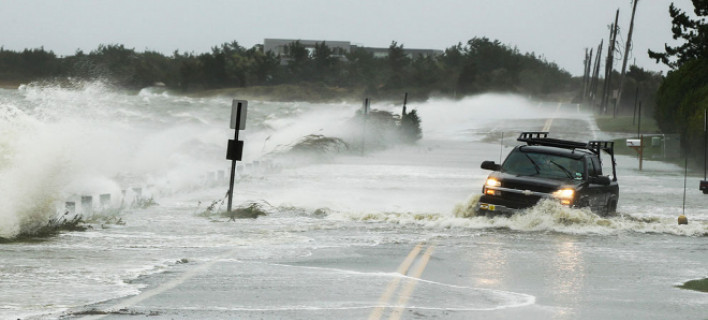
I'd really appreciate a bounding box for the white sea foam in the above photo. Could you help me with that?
[327,196,708,237]
[2,84,705,240]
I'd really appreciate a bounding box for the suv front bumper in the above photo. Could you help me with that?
[477,202,516,216]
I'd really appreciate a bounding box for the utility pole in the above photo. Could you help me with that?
[402,92,408,116]
[614,0,640,117]
[582,48,592,101]
[582,49,589,100]
[586,48,593,101]
[632,87,639,125]
[601,9,620,115]
[704,108,707,181]
[589,40,603,108]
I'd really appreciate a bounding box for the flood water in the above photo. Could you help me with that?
[0,82,706,319]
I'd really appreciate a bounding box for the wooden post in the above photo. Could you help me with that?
[632,87,639,125]
[582,48,590,101]
[615,0,640,117]
[702,108,708,193]
[601,9,620,115]
[703,109,708,180]
[637,102,642,139]
[639,134,643,171]
[590,40,604,107]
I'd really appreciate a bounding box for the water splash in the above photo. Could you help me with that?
[332,197,707,237]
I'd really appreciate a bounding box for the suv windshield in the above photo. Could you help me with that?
[502,150,585,180]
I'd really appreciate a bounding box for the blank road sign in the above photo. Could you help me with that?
[230,100,248,130]
[226,139,244,161]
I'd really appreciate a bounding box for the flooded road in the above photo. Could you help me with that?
[0,83,705,319]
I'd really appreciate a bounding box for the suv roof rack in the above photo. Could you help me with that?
[588,140,615,156]
[518,132,588,150]
[517,132,617,181]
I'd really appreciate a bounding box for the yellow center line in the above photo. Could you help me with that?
[368,243,423,320]
[542,118,553,132]
[388,245,435,320]
[542,103,563,132]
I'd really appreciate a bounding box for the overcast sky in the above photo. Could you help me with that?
[0,0,696,76]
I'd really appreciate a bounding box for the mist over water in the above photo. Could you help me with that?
[0,82,706,240]
[1,82,707,319]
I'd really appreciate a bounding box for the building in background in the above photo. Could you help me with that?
[263,38,442,63]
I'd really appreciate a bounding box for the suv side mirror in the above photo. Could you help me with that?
[481,160,501,171]
[589,175,611,186]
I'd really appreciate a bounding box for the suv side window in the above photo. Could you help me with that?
[589,156,602,176]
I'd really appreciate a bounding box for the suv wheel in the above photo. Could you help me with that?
[606,199,617,215]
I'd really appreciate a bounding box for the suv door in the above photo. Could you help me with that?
[585,155,611,212]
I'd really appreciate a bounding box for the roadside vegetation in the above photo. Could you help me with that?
[590,1,707,164]
[594,115,660,134]
[647,0,708,163]
[677,278,708,293]
[0,38,576,101]
[0,214,85,243]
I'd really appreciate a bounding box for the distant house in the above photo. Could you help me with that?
[263,38,442,62]
[264,39,351,64]
[352,46,442,59]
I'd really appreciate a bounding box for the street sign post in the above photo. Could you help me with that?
[701,108,707,194]
[227,99,247,212]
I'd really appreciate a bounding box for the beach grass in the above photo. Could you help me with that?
[594,115,660,134]
[677,278,708,293]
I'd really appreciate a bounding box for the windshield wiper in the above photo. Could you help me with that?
[550,160,574,179]
[523,153,541,175]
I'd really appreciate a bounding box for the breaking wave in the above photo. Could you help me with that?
[0,81,227,238]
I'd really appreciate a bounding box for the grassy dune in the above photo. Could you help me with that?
[594,115,660,134]
[677,278,708,293]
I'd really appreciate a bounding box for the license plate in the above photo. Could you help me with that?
[488,205,496,211]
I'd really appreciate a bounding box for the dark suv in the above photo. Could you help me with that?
[477,132,619,216]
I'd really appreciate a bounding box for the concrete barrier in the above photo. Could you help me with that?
[81,196,93,215]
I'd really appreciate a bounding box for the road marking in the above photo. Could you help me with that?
[368,243,423,320]
[542,103,563,132]
[369,243,435,320]
[388,245,435,320]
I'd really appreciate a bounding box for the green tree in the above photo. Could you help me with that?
[285,40,310,81]
[616,66,662,116]
[399,109,422,143]
[648,0,708,69]
[249,48,280,85]
[84,44,144,87]
[410,55,442,88]
[131,50,176,88]
[199,47,228,88]
[219,41,248,87]
[0,38,575,99]
[386,41,410,89]
[654,59,708,144]
[343,47,381,88]
[312,41,338,83]
[175,51,202,91]
[650,0,708,158]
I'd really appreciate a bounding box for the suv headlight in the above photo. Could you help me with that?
[552,188,575,205]
[484,178,501,196]
[485,178,501,188]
